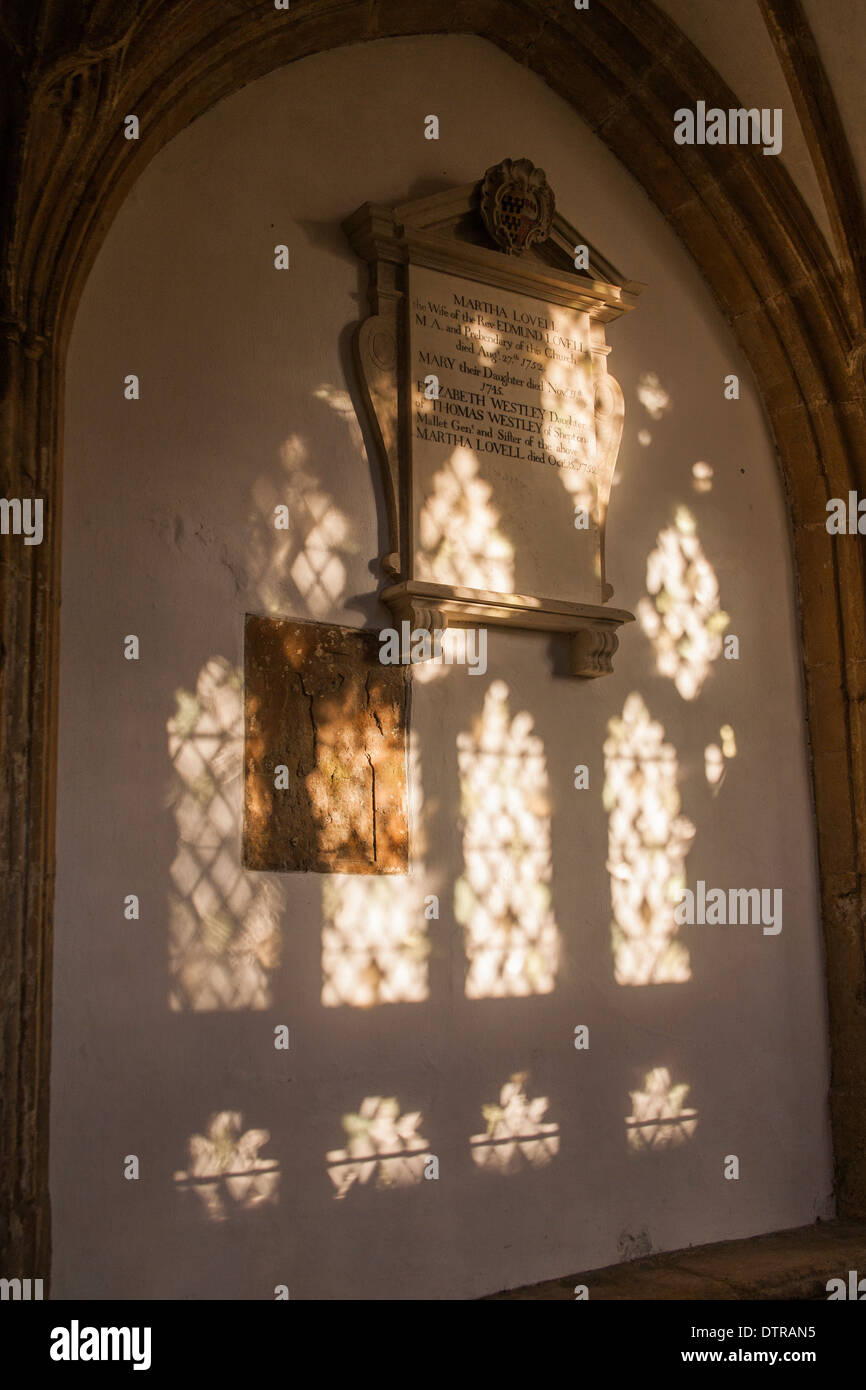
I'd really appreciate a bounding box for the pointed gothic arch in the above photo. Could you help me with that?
[2,0,864,1277]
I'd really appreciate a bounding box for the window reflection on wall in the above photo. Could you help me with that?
[321,875,431,1007]
[326,1097,430,1199]
[249,432,356,617]
[637,506,729,700]
[705,723,737,794]
[604,693,694,985]
[455,680,560,998]
[167,657,283,1010]
[416,446,515,590]
[321,734,436,1006]
[470,1073,560,1173]
[625,1068,698,1151]
[173,1110,279,1221]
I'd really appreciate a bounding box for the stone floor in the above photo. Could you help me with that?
[486,1221,866,1299]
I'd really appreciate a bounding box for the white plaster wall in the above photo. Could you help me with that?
[53,34,832,1300]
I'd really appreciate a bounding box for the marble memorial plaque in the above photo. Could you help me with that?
[410,264,600,605]
[344,158,643,676]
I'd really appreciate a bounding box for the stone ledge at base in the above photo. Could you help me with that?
[381,579,633,677]
[483,1221,866,1300]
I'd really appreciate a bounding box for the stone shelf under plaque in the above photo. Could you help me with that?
[380,578,633,678]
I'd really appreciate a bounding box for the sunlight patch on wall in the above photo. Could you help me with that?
[313,382,366,451]
[470,1073,560,1174]
[326,1097,430,1199]
[544,352,598,518]
[249,433,356,616]
[705,723,737,794]
[455,680,559,998]
[637,506,729,700]
[692,460,713,494]
[173,1111,279,1221]
[167,657,283,1010]
[321,876,431,1006]
[604,693,694,986]
[636,370,672,421]
[410,626,482,684]
[416,446,514,590]
[625,1068,698,1151]
[321,728,435,1005]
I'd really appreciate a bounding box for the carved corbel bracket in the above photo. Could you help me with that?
[570,623,621,678]
[380,585,450,636]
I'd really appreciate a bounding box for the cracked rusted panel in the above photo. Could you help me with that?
[243,615,407,874]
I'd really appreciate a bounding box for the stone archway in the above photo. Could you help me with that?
[2,0,864,1278]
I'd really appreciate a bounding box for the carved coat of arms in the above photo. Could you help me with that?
[480,157,555,255]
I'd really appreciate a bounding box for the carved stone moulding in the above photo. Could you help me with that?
[480,156,556,254]
[381,579,632,678]
[345,158,643,677]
